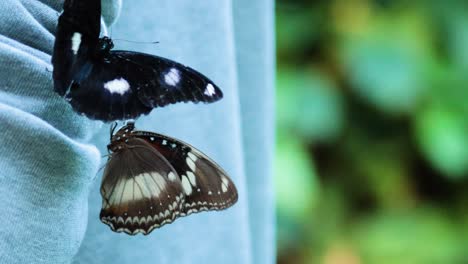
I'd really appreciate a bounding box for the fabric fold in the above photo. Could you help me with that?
[0,103,101,263]
[0,0,121,263]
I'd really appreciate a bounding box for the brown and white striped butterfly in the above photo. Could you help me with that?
[100,122,238,235]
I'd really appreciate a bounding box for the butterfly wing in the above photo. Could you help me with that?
[52,0,101,96]
[53,1,223,122]
[64,51,223,121]
[132,131,238,216]
[64,55,153,121]
[111,51,224,107]
[100,138,186,235]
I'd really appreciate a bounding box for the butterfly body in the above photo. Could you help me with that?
[53,0,223,121]
[101,123,238,235]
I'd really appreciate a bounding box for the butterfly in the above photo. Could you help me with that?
[52,0,223,121]
[100,122,238,235]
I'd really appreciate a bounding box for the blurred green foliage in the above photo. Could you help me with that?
[275,1,468,263]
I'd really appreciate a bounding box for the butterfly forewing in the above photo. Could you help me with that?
[100,138,185,235]
[133,131,238,216]
[110,51,224,108]
[52,0,100,96]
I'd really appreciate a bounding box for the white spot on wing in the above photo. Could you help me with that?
[222,176,229,186]
[221,176,229,193]
[204,83,216,96]
[181,175,192,195]
[186,157,196,172]
[71,32,82,55]
[168,172,177,181]
[164,68,181,86]
[187,171,196,186]
[187,152,197,161]
[221,184,228,193]
[104,78,131,95]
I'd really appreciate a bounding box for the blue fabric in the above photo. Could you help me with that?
[0,0,275,263]
[233,1,276,263]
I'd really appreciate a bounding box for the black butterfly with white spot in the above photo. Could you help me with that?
[52,0,223,121]
[100,122,238,235]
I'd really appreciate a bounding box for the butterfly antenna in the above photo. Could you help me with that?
[113,39,159,45]
[96,163,107,175]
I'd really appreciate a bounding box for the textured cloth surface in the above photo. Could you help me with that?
[0,0,274,263]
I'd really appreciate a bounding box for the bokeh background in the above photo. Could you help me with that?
[275,1,468,263]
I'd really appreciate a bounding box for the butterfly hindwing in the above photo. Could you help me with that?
[100,138,185,235]
[133,131,238,215]
[65,56,153,121]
